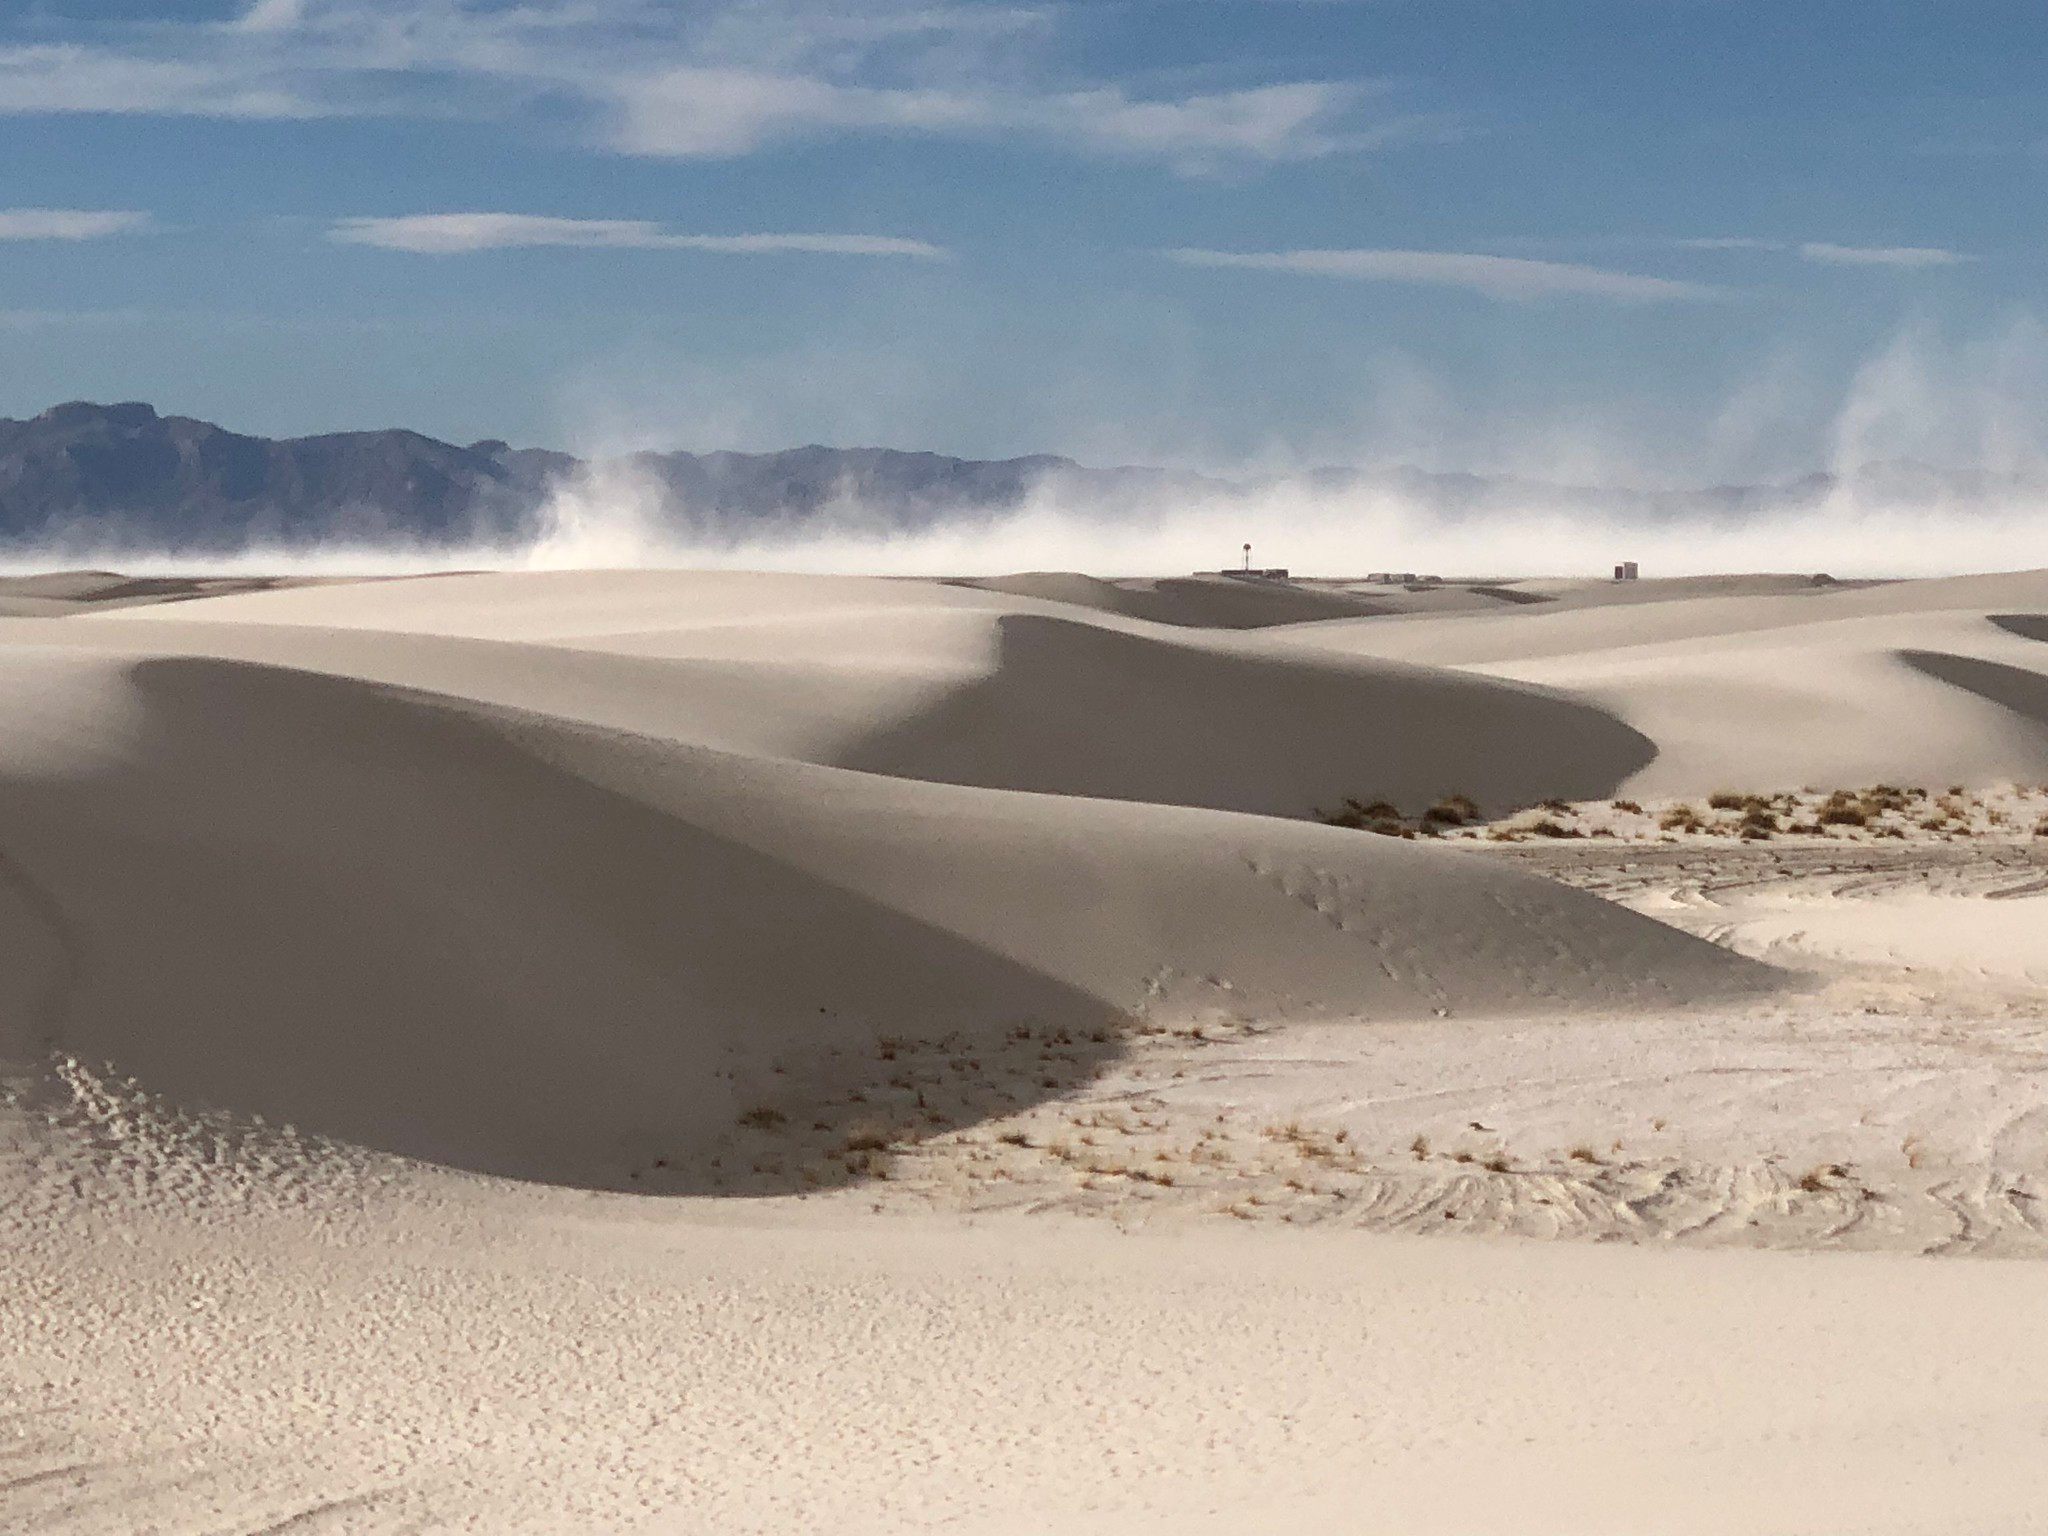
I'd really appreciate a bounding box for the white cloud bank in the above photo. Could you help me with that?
[1165,247,1715,302]
[330,213,945,258]
[0,208,151,240]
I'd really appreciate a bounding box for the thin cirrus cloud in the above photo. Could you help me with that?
[0,207,151,240]
[1675,236,1972,267]
[329,213,947,258]
[1164,247,1717,302]
[609,69,1425,167]
[1796,242,1972,268]
[0,2,1441,173]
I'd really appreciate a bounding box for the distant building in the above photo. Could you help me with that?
[1614,561,1640,581]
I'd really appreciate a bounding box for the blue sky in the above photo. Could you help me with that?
[2,1,2044,475]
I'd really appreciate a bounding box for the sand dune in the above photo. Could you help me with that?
[0,636,1765,1191]
[1273,574,2048,794]
[12,563,2048,1533]
[58,569,1660,815]
[954,570,1391,627]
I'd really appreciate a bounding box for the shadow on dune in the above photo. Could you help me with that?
[951,573,1392,629]
[1987,614,2048,645]
[0,657,1123,1195]
[1899,648,2048,741]
[838,613,1658,818]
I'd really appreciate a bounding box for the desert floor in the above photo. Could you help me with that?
[7,565,2048,1532]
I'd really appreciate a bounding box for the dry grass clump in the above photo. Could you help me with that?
[737,1105,787,1130]
[1659,803,1703,832]
[1817,791,1867,827]
[1421,793,1481,829]
[1610,799,1643,815]
[842,1122,894,1153]
[1527,818,1580,839]
[1707,790,1750,811]
[1797,1162,1850,1194]
[2033,817,2048,839]
[1316,797,1411,837]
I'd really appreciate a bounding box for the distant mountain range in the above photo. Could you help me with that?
[0,400,2034,552]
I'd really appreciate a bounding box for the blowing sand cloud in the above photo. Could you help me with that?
[1165,247,1716,302]
[330,213,946,258]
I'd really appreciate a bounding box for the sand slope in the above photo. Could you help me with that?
[1274,572,2048,794]
[0,638,1765,1190]
[7,564,2048,1535]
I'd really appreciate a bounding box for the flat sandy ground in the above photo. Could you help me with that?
[8,566,2048,1532]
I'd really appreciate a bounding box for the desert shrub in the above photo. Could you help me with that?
[1422,793,1481,827]
[1818,803,1866,827]
[1539,797,1572,813]
[1707,791,1749,811]
[1528,819,1579,839]
[2033,817,2048,839]
[1316,797,1405,834]
[1610,799,1643,814]
[738,1106,786,1129]
[1659,804,1702,831]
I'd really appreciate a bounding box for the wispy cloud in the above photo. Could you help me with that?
[0,1,1439,172]
[1164,247,1716,302]
[1797,242,1973,268]
[1670,236,1782,251]
[0,44,317,119]
[0,208,151,240]
[330,212,945,257]
[1674,236,1972,268]
[609,71,1393,166]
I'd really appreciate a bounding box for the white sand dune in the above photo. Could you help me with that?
[954,569,1392,627]
[0,629,1765,1191]
[55,569,1663,813]
[1274,570,2048,793]
[10,564,2048,1532]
